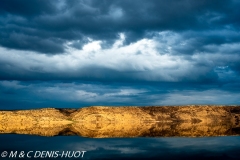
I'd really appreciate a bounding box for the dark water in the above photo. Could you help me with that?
[0,135,240,160]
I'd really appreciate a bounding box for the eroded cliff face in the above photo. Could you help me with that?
[0,108,73,136]
[0,105,240,138]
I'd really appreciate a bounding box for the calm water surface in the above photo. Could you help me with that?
[0,134,240,160]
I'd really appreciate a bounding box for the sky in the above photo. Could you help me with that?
[0,0,240,109]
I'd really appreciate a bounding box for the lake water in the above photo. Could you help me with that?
[1,134,240,160]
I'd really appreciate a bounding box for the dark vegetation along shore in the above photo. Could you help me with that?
[0,105,240,138]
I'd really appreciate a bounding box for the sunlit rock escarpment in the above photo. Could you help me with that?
[0,105,240,138]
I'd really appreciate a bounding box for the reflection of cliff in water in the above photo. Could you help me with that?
[0,105,240,138]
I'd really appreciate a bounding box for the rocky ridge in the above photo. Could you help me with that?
[0,105,240,138]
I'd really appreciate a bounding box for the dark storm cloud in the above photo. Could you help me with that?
[0,0,239,53]
[0,0,56,17]
[0,31,64,53]
[170,30,240,55]
[0,57,220,83]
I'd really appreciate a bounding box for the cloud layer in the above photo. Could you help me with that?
[0,0,240,108]
[0,0,240,53]
[0,31,240,83]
